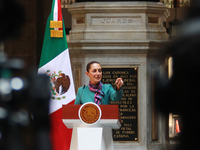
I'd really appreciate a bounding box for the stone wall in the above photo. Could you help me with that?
[68,2,170,150]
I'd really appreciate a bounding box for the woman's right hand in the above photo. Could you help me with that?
[115,78,123,91]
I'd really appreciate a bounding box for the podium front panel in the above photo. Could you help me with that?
[62,104,121,128]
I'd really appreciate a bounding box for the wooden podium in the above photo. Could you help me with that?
[62,103,121,150]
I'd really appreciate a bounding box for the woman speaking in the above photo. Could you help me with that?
[74,61,123,105]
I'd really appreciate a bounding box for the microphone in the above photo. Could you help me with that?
[79,85,85,104]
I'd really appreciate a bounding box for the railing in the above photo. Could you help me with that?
[160,0,191,8]
[61,0,75,8]
[61,0,191,9]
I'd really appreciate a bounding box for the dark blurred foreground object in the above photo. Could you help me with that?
[0,53,51,150]
[155,0,200,150]
[0,0,25,41]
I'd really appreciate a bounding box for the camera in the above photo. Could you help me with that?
[0,52,51,150]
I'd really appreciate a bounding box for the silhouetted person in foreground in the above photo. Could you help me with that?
[0,1,51,150]
[155,0,200,150]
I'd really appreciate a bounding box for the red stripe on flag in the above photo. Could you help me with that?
[57,0,62,21]
[57,0,63,30]
[50,100,75,150]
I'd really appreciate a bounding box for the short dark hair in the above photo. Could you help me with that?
[86,61,101,72]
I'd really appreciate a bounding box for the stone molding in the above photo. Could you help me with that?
[68,2,170,41]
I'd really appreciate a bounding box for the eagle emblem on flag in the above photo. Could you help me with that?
[46,70,70,100]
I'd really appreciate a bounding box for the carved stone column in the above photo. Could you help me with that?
[68,2,170,150]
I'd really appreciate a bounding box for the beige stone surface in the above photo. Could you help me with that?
[68,2,170,41]
[68,2,170,150]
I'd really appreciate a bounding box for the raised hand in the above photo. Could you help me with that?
[115,78,123,91]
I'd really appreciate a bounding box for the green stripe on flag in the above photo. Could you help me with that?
[39,16,68,68]
[50,0,55,20]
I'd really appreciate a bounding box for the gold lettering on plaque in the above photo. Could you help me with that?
[110,101,133,105]
[120,75,129,78]
[102,67,137,142]
[120,109,136,112]
[112,71,128,74]
[114,135,129,138]
[130,75,137,78]
[102,75,111,78]
[122,131,135,134]
[103,71,110,74]
[123,86,136,90]
[121,98,126,101]
[124,79,136,82]
[128,97,132,100]
[121,127,125,130]
[131,90,136,93]
[113,75,118,78]
[124,123,132,126]
[116,131,120,134]
[120,105,128,108]
[123,90,129,93]
[121,116,136,119]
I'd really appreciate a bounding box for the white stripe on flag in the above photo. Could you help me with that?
[53,0,58,30]
[38,49,76,114]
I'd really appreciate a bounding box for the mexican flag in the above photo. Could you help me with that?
[38,0,76,150]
